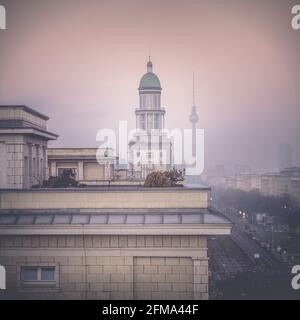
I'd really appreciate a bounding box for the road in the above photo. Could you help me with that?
[208,236,250,280]
[209,200,279,271]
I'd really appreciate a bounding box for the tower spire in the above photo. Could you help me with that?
[190,72,199,157]
[147,56,153,73]
[192,71,195,106]
[189,72,199,125]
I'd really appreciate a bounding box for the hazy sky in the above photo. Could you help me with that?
[0,0,299,172]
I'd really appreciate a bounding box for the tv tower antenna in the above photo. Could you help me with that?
[189,72,199,157]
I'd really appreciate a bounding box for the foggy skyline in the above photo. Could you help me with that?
[0,0,299,172]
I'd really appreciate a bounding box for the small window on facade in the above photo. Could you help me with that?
[22,268,38,281]
[20,266,56,287]
[154,95,160,109]
[154,113,160,129]
[140,114,146,130]
[147,114,153,129]
[41,268,55,281]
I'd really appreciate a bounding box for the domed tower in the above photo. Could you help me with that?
[135,57,165,132]
[129,58,172,179]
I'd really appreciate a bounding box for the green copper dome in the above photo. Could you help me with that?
[139,58,162,90]
[139,72,161,90]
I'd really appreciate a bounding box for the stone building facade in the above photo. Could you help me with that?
[0,187,231,300]
[48,148,115,184]
[0,105,58,188]
[0,235,209,300]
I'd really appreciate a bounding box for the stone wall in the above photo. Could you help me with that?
[0,235,208,300]
[0,188,208,209]
[133,257,194,300]
[0,107,47,130]
[0,135,48,189]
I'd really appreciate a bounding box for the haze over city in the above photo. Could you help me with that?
[0,0,299,172]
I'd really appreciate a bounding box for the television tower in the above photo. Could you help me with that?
[189,73,199,157]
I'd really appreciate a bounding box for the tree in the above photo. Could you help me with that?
[144,169,184,187]
[34,169,79,188]
[163,169,184,186]
[214,187,300,227]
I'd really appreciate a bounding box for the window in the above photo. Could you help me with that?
[21,266,55,283]
[57,168,77,178]
[154,95,160,109]
[18,264,59,291]
[154,114,160,129]
[140,114,146,130]
[145,95,151,108]
[41,268,55,281]
[22,267,38,281]
[147,114,153,130]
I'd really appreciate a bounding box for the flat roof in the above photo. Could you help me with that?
[0,127,58,140]
[0,208,230,226]
[0,105,50,120]
[0,208,231,236]
[48,147,114,150]
[0,185,211,192]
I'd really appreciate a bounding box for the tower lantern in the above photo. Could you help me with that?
[136,58,165,132]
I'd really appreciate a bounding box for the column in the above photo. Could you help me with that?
[43,146,47,180]
[5,143,15,188]
[28,143,33,186]
[50,161,57,177]
[78,161,84,181]
[0,142,7,188]
[104,162,111,180]
[36,145,40,182]
[193,257,209,300]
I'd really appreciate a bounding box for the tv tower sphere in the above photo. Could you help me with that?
[189,106,199,124]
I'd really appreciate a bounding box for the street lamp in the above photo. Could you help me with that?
[254,253,260,259]
[276,245,281,253]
